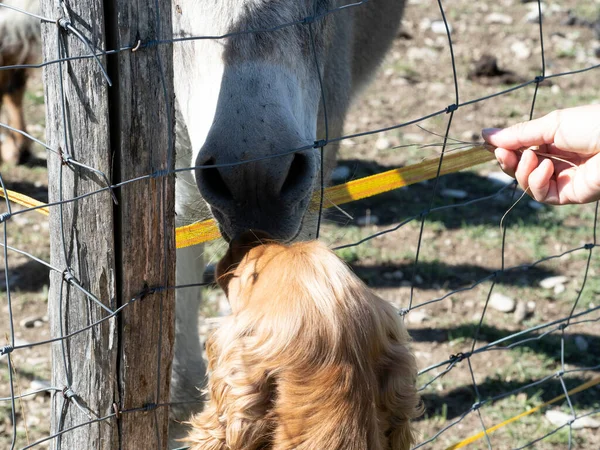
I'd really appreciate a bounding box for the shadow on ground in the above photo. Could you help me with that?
[328,159,548,229]
[351,261,558,289]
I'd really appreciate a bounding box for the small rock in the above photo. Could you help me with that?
[514,301,529,324]
[553,283,566,295]
[431,21,452,35]
[19,317,46,329]
[485,13,513,25]
[407,47,438,61]
[527,301,536,312]
[26,415,41,428]
[383,270,404,281]
[331,165,351,182]
[460,130,479,142]
[540,276,568,289]
[487,171,516,187]
[545,410,600,429]
[357,215,379,226]
[414,274,424,284]
[29,379,52,397]
[574,335,589,352]
[525,10,542,23]
[440,188,468,199]
[489,293,516,313]
[375,136,390,150]
[407,310,429,324]
[511,41,532,60]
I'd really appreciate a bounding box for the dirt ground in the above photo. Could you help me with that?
[1,0,600,449]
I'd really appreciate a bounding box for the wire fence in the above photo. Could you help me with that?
[0,0,599,449]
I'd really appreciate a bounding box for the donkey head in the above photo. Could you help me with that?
[174,1,339,242]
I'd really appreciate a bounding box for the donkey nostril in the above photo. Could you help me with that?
[200,158,233,201]
[281,153,311,197]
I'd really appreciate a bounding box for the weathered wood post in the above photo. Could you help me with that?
[41,0,175,448]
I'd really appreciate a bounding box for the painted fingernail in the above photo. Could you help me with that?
[482,128,502,139]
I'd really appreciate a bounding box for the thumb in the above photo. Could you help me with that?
[482,111,560,150]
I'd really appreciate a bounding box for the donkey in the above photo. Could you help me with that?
[170,0,406,444]
[0,0,40,164]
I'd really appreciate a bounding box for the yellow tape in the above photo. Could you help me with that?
[446,375,600,449]
[177,145,494,248]
[0,188,49,215]
[1,145,494,247]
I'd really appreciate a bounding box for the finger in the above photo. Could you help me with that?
[494,147,519,178]
[514,149,538,192]
[528,158,556,203]
[482,110,560,150]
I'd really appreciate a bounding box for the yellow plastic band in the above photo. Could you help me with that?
[446,375,600,449]
[0,188,49,216]
[1,145,494,248]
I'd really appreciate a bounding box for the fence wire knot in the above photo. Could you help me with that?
[62,270,76,285]
[59,147,73,166]
[398,308,410,316]
[449,352,469,363]
[313,139,327,149]
[0,345,14,356]
[62,387,76,400]
[143,402,158,412]
[56,17,71,30]
[584,243,594,250]
[472,401,483,411]
[534,75,545,83]
[151,169,170,179]
[0,212,12,223]
[445,103,458,114]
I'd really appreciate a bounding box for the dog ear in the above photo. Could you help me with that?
[216,230,273,294]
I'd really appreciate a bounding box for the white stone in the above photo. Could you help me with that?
[408,310,429,324]
[489,293,516,313]
[545,410,600,429]
[431,21,452,35]
[375,136,390,150]
[356,215,379,226]
[387,270,404,280]
[29,379,52,397]
[485,13,513,25]
[527,301,536,312]
[487,171,515,187]
[511,41,532,60]
[539,276,568,289]
[407,47,438,61]
[514,301,528,324]
[574,335,589,352]
[441,188,468,199]
[331,165,351,182]
[525,10,542,23]
[553,283,566,295]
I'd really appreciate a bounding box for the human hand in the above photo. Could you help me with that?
[482,105,600,205]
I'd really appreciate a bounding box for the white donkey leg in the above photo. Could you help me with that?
[169,105,208,446]
[169,244,207,445]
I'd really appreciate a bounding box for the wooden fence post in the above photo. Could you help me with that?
[40,0,175,448]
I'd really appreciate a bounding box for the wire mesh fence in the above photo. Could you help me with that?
[0,0,599,449]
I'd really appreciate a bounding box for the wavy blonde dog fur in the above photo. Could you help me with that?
[185,234,422,449]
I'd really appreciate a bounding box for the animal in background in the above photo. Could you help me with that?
[0,0,41,164]
[185,233,422,450]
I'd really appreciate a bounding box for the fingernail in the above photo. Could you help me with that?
[482,128,502,139]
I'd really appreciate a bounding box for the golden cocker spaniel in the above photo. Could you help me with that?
[185,233,421,449]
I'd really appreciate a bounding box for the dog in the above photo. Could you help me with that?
[185,232,422,449]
